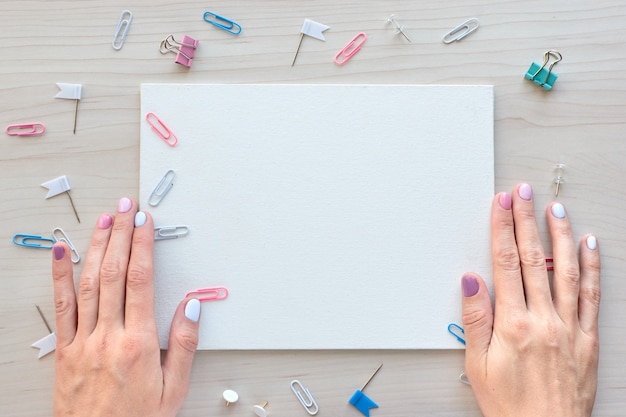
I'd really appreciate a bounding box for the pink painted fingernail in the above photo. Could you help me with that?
[53,244,65,260]
[118,197,132,213]
[498,192,512,210]
[97,214,113,229]
[518,183,532,201]
[462,275,479,297]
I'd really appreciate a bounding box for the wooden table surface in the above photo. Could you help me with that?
[1,1,625,416]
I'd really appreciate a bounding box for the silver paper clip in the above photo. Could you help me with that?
[442,18,479,44]
[203,11,241,35]
[154,225,189,240]
[149,169,176,206]
[52,227,80,263]
[112,10,132,50]
[290,380,319,416]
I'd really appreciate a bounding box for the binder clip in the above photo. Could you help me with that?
[524,50,562,91]
[159,35,199,68]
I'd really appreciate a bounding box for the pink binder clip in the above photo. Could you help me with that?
[185,287,229,302]
[334,32,367,65]
[6,123,46,136]
[146,112,178,146]
[159,34,199,68]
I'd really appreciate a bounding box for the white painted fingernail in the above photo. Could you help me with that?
[134,211,147,227]
[184,298,201,322]
[586,235,597,250]
[551,203,566,219]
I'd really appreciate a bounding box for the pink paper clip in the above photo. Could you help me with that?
[159,34,199,68]
[185,287,229,302]
[6,123,46,136]
[334,32,367,65]
[146,112,178,146]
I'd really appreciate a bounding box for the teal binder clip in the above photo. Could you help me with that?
[349,364,383,417]
[525,50,562,90]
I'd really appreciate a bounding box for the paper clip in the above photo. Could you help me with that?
[334,32,367,65]
[154,225,189,240]
[459,372,471,385]
[6,123,46,137]
[146,112,178,146]
[185,287,229,302]
[203,11,241,35]
[447,323,466,345]
[291,380,319,416]
[525,50,562,91]
[52,228,80,264]
[159,34,199,68]
[442,18,479,44]
[149,169,176,206]
[112,10,132,50]
[12,234,55,249]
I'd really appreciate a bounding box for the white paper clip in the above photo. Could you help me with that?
[149,169,176,206]
[154,225,189,240]
[442,18,479,44]
[291,380,319,415]
[52,227,80,263]
[112,10,132,50]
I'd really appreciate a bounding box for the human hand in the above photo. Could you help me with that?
[462,184,601,417]
[52,198,201,417]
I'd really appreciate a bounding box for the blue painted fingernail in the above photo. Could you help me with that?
[586,236,597,250]
[551,203,566,219]
[134,211,147,227]
[184,298,201,322]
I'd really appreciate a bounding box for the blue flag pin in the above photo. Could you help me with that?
[348,363,383,417]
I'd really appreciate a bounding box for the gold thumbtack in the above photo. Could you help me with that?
[253,401,269,417]
[223,389,239,406]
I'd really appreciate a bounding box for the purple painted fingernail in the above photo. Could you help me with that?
[53,244,65,260]
[462,275,479,297]
[498,192,512,210]
[118,197,132,213]
[518,183,532,201]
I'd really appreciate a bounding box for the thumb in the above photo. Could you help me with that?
[161,298,200,414]
[461,274,493,365]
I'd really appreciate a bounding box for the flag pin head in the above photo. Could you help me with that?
[348,363,383,417]
[291,19,330,66]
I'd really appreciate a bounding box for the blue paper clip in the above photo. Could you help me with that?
[448,323,466,345]
[524,50,562,91]
[12,234,55,249]
[203,11,241,35]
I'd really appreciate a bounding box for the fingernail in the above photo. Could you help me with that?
[118,197,132,213]
[586,235,597,250]
[462,275,479,297]
[53,244,65,260]
[184,298,201,322]
[134,212,147,227]
[518,183,532,201]
[97,214,113,229]
[498,192,512,210]
[551,203,566,219]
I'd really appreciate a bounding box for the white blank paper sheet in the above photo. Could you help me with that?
[140,84,494,350]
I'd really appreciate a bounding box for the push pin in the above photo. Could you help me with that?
[386,15,411,42]
[32,305,57,359]
[253,401,269,417]
[41,175,81,223]
[291,19,330,66]
[525,50,562,90]
[553,163,565,197]
[349,363,383,417]
[160,34,199,68]
[54,83,82,134]
[223,389,239,406]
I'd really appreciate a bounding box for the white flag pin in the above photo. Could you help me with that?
[42,175,81,223]
[54,83,82,134]
[32,305,56,359]
[291,19,330,66]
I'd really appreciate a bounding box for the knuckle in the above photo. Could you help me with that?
[174,331,199,354]
[580,285,601,308]
[100,260,124,285]
[494,247,520,272]
[557,263,581,287]
[78,273,99,300]
[126,264,152,291]
[519,246,546,269]
[55,295,75,317]
[503,313,531,341]
[462,308,489,329]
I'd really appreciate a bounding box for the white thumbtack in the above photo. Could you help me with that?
[41,175,81,223]
[223,389,239,406]
[32,305,57,359]
[253,401,269,417]
[54,83,82,134]
[553,163,565,197]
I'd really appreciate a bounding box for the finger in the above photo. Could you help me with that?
[52,242,77,348]
[161,298,200,415]
[125,211,156,333]
[98,197,137,328]
[491,191,526,317]
[547,202,580,326]
[578,235,601,335]
[511,184,551,312]
[461,273,493,369]
[75,213,114,338]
